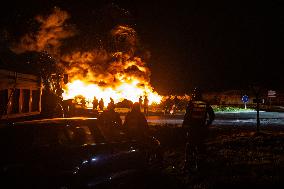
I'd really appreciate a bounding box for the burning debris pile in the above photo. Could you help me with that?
[11,7,162,109]
[60,25,162,108]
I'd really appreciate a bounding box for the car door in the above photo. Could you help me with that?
[100,125,147,174]
[66,121,118,187]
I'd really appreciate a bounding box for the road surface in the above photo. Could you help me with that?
[131,111,284,127]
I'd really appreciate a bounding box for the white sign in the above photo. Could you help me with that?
[268,90,276,98]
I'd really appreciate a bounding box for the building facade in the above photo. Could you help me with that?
[0,69,42,120]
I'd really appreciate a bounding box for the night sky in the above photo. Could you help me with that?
[0,0,283,94]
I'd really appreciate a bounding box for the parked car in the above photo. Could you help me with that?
[0,117,161,188]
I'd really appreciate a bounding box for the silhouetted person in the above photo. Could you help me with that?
[92,96,98,111]
[182,87,215,171]
[124,102,162,164]
[99,104,122,128]
[99,98,104,111]
[143,95,149,115]
[139,96,143,109]
[123,102,149,141]
[108,97,115,110]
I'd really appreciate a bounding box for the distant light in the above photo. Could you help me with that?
[73,166,80,175]
[91,157,97,162]
[82,160,88,164]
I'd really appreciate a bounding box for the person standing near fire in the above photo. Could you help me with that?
[123,102,149,140]
[98,102,122,141]
[99,102,122,128]
[123,102,163,164]
[143,95,149,115]
[81,98,86,108]
[182,87,215,172]
[99,98,104,111]
[109,97,115,110]
[139,96,143,110]
[92,96,98,111]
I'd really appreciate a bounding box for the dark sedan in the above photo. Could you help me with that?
[0,117,161,188]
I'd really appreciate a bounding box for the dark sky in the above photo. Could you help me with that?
[0,0,283,94]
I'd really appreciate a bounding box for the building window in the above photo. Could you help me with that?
[11,89,20,114]
[0,89,8,115]
[22,89,30,113]
[31,90,40,112]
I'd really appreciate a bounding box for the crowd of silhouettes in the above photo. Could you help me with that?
[97,99,150,143]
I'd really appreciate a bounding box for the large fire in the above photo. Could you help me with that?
[60,25,162,109]
[62,79,162,108]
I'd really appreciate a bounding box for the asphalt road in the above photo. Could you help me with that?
[143,111,284,127]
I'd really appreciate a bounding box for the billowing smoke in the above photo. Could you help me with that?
[10,7,150,88]
[110,25,137,55]
[10,7,75,56]
[10,7,161,105]
[60,50,113,85]
[60,48,151,89]
[60,24,151,90]
[109,52,151,83]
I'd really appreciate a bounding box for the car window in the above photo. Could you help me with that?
[33,126,69,147]
[70,119,106,144]
[66,126,95,146]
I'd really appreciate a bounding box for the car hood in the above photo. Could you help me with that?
[0,145,95,177]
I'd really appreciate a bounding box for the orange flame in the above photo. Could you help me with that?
[62,79,161,108]
[60,51,163,108]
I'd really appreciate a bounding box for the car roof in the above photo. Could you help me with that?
[12,117,98,126]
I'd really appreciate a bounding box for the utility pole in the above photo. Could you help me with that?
[251,85,262,133]
[256,94,260,132]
